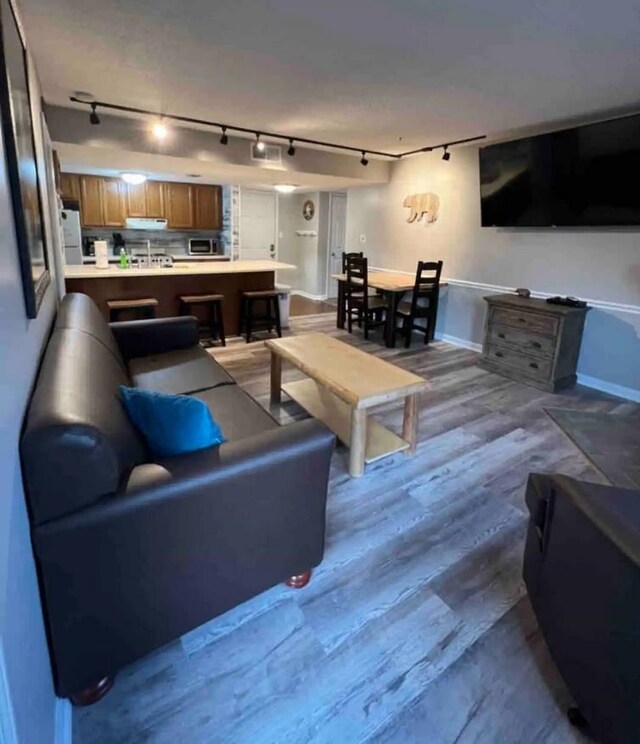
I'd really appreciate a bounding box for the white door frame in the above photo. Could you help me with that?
[238,187,279,261]
[325,192,347,299]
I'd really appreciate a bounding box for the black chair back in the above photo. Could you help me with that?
[409,260,442,311]
[342,251,364,273]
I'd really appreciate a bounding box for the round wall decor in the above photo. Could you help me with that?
[302,199,315,221]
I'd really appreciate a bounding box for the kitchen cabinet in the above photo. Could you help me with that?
[126,182,147,217]
[65,173,221,229]
[145,180,165,217]
[59,172,81,201]
[194,185,222,229]
[102,179,126,227]
[166,182,194,229]
[79,176,104,227]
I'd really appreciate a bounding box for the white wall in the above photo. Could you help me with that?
[278,191,327,297]
[346,147,640,398]
[0,5,63,742]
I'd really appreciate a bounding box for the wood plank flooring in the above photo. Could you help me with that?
[74,313,638,744]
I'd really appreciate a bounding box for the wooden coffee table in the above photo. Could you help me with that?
[265,333,427,477]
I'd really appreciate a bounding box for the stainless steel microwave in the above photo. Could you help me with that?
[188,238,219,255]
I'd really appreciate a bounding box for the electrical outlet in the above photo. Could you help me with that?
[278,231,284,239]
[359,234,367,244]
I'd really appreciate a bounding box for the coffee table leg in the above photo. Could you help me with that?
[402,393,420,455]
[270,352,282,405]
[349,408,367,477]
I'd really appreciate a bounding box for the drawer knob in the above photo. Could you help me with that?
[497,332,505,339]
[531,341,541,349]
[529,362,539,369]
[495,351,504,358]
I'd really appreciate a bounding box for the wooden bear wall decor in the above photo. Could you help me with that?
[403,192,440,224]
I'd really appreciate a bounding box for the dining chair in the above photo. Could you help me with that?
[395,260,443,347]
[341,251,364,272]
[345,256,388,340]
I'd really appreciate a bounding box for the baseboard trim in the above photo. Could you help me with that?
[576,374,640,403]
[54,698,72,744]
[433,332,483,352]
[291,290,328,302]
[369,266,640,316]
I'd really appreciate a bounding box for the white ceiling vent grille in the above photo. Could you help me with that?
[250,143,282,163]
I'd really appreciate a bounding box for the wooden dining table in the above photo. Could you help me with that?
[332,271,447,348]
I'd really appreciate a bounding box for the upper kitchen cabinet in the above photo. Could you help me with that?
[194,185,222,229]
[102,179,127,227]
[79,176,104,227]
[145,180,165,217]
[126,182,147,217]
[59,172,81,201]
[165,182,194,229]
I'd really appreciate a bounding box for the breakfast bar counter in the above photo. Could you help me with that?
[65,259,295,332]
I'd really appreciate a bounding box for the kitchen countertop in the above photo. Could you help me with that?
[65,259,296,280]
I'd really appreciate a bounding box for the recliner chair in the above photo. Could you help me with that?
[523,473,640,744]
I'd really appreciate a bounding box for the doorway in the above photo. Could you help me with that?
[239,189,277,260]
[326,192,347,298]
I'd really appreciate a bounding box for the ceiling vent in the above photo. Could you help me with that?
[250,143,282,164]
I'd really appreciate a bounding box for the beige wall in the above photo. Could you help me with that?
[346,147,640,397]
[278,191,326,297]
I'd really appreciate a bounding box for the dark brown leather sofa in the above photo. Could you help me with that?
[21,293,335,702]
[523,473,640,744]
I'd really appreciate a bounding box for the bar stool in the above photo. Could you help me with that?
[179,293,226,347]
[238,290,282,344]
[107,297,158,322]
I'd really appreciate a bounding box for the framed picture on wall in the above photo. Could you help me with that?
[0,0,50,318]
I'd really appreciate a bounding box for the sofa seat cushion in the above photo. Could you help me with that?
[129,346,233,394]
[191,385,278,442]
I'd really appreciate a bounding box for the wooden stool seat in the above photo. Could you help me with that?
[238,290,282,343]
[107,298,158,322]
[179,294,225,346]
[179,293,224,304]
[242,290,279,298]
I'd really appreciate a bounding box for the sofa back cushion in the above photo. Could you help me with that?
[54,292,125,369]
[21,299,148,525]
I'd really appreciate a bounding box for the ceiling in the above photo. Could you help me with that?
[21,0,640,153]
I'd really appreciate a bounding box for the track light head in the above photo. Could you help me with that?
[220,126,228,145]
[360,151,369,166]
[287,139,296,157]
[255,133,265,152]
[442,146,451,161]
[89,102,100,125]
[152,120,169,141]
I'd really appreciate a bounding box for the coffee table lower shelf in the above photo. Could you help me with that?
[282,378,410,464]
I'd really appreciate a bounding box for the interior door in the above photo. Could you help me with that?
[240,189,277,260]
[327,192,347,298]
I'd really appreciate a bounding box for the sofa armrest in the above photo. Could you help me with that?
[109,316,200,360]
[32,419,335,696]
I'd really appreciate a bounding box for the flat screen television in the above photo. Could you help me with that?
[480,113,640,227]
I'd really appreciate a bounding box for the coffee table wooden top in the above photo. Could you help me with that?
[265,332,427,409]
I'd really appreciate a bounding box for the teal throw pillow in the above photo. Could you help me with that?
[119,385,225,458]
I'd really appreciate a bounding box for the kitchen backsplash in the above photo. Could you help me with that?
[82,184,235,256]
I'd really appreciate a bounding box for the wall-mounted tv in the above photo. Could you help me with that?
[480,113,640,227]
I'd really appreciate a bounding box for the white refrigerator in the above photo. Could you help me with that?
[61,209,83,264]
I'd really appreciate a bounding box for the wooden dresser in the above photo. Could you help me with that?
[478,294,590,392]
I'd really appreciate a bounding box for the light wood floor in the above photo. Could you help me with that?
[75,313,639,744]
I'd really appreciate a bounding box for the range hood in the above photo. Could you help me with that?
[125,217,168,230]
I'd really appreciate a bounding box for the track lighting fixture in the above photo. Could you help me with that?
[89,102,100,125]
[69,96,486,160]
[152,119,169,141]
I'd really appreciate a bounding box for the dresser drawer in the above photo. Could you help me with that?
[489,324,555,357]
[491,307,558,335]
[485,344,553,380]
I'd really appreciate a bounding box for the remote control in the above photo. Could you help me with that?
[546,296,587,308]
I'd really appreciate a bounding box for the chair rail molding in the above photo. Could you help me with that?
[369,267,640,316]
